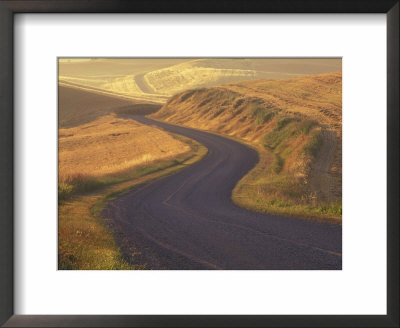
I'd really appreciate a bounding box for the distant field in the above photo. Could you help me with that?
[59,58,189,103]
[143,58,341,96]
[143,61,256,95]
[59,77,168,103]
[151,72,342,221]
[59,58,341,104]
[59,58,189,77]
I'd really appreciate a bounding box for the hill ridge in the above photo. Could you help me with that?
[151,72,342,220]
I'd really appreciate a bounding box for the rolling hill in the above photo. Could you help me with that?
[143,58,341,96]
[151,72,342,220]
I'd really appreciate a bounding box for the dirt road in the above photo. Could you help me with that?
[102,116,342,269]
[134,74,154,94]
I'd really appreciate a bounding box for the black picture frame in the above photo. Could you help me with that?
[0,1,398,327]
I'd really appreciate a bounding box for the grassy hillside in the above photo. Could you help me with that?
[151,72,342,221]
[59,85,160,128]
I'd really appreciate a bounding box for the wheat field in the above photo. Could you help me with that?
[59,114,190,182]
[59,58,342,105]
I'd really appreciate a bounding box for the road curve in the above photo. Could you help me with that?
[134,74,154,94]
[103,116,342,269]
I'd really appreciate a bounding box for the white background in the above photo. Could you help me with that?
[14,14,387,315]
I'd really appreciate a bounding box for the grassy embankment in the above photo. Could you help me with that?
[151,72,342,222]
[58,114,207,270]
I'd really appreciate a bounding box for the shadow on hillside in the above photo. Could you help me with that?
[115,104,161,116]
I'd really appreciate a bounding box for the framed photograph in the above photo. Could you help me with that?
[0,0,398,327]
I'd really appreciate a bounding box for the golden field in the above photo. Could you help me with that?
[151,72,342,221]
[142,58,340,96]
[59,114,189,177]
[59,58,189,103]
[59,113,190,198]
[59,58,341,104]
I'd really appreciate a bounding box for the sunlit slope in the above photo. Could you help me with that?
[151,72,342,219]
[144,58,341,96]
[59,114,190,180]
[143,59,256,95]
[59,85,160,128]
[153,72,341,139]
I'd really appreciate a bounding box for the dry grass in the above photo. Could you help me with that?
[59,193,133,270]
[58,116,208,269]
[59,114,189,177]
[59,114,190,200]
[151,72,342,221]
[153,72,342,138]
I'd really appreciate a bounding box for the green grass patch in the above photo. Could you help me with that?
[255,174,306,200]
[271,155,284,174]
[250,105,276,125]
[235,195,342,223]
[263,117,322,162]
[298,120,318,135]
[263,120,297,150]
[276,117,295,130]
[303,130,323,157]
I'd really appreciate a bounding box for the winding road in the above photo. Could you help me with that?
[102,116,342,269]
